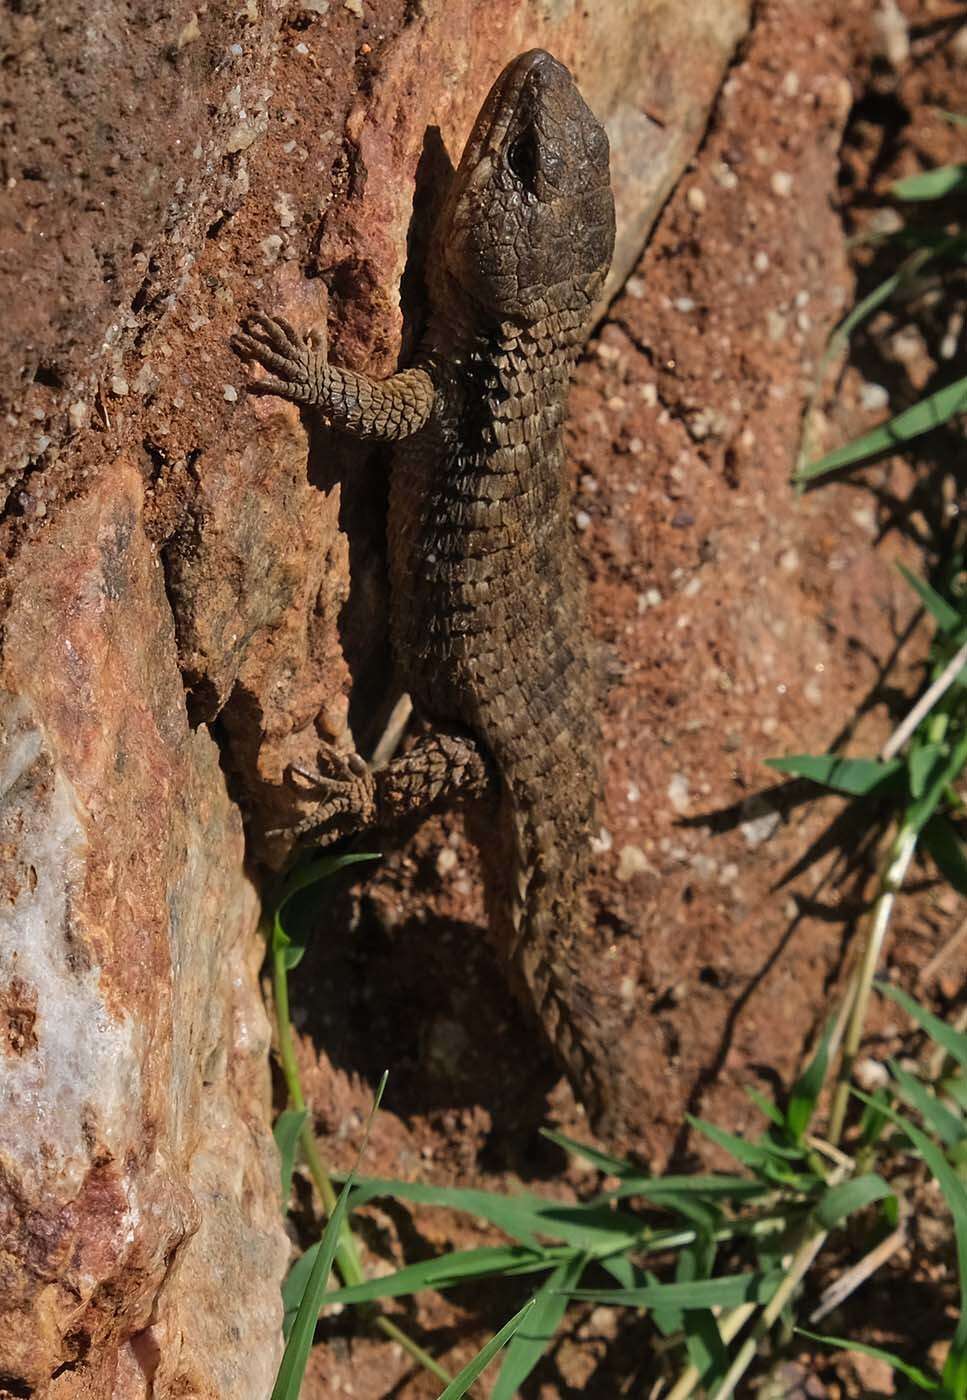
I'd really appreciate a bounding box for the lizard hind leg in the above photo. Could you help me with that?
[284,746,378,845]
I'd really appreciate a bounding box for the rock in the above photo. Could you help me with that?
[0,463,286,1393]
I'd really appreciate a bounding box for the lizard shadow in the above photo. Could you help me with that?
[288,855,571,1169]
[304,123,455,755]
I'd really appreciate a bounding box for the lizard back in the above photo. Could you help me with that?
[387,51,622,1123]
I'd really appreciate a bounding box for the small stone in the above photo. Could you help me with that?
[667,772,690,815]
[770,170,793,198]
[766,309,787,342]
[68,401,88,432]
[617,845,651,882]
[859,381,889,412]
[740,795,780,848]
[225,120,259,153]
[674,296,695,313]
[624,276,646,299]
[591,826,613,855]
[753,249,770,274]
[260,233,284,265]
[132,363,158,396]
[343,0,362,13]
[712,161,738,191]
[874,0,910,68]
[436,847,458,876]
[223,385,238,403]
[273,191,297,228]
[110,375,129,397]
[686,186,707,214]
[781,71,800,98]
[177,13,201,48]
[779,547,799,573]
[574,510,591,532]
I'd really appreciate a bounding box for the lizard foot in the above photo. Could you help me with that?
[284,747,377,843]
[230,312,325,403]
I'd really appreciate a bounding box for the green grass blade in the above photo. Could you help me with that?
[274,1108,308,1213]
[491,1253,588,1399]
[683,1309,730,1388]
[893,163,967,200]
[853,1088,967,1369]
[567,1270,783,1310]
[274,1176,355,1395]
[346,1177,646,1251]
[688,1116,802,1170]
[923,817,967,898]
[798,374,967,480]
[890,1060,966,1147]
[897,564,961,633]
[797,1329,940,1389]
[435,1300,537,1400]
[272,1073,387,1395]
[786,1016,834,1142]
[877,982,967,1071]
[602,1174,770,1204]
[305,1245,567,1312]
[745,1085,785,1128]
[766,753,903,795]
[814,1174,894,1230]
[540,1127,637,1175]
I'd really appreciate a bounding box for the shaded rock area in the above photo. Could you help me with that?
[0,0,754,1393]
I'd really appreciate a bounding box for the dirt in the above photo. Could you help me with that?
[280,1,967,1395]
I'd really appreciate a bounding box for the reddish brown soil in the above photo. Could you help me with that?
[283,2,967,1395]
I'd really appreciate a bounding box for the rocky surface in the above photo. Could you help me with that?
[0,0,753,1391]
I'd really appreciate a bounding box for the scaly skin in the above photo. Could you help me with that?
[233,50,624,1130]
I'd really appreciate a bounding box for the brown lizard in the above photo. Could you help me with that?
[233,50,625,1132]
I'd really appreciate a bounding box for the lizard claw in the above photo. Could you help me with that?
[230,310,325,403]
[283,746,378,844]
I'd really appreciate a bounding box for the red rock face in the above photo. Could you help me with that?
[0,462,286,1391]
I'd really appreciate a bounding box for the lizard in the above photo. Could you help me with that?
[232,49,626,1132]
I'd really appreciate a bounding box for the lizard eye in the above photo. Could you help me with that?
[507,129,539,190]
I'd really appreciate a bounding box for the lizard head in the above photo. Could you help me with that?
[439,49,616,328]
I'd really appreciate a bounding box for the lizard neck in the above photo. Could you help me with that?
[424,277,592,462]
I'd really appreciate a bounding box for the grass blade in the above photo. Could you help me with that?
[877,982,967,1071]
[797,1328,940,1389]
[897,564,961,633]
[567,1270,783,1309]
[272,1071,388,1400]
[799,374,967,480]
[307,1245,566,1310]
[346,1177,646,1251]
[436,1300,537,1399]
[786,1016,834,1142]
[491,1253,588,1399]
[893,163,967,200]
[814,1174,894,1230]
[852,1088,967,1373]
[766,753,903,795]
[890,1060,966,1147]
[923,816,967,898]
[274,1108,308,1213]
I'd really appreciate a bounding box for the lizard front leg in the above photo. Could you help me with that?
[288,729,496,845]
[231,312,436,441]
